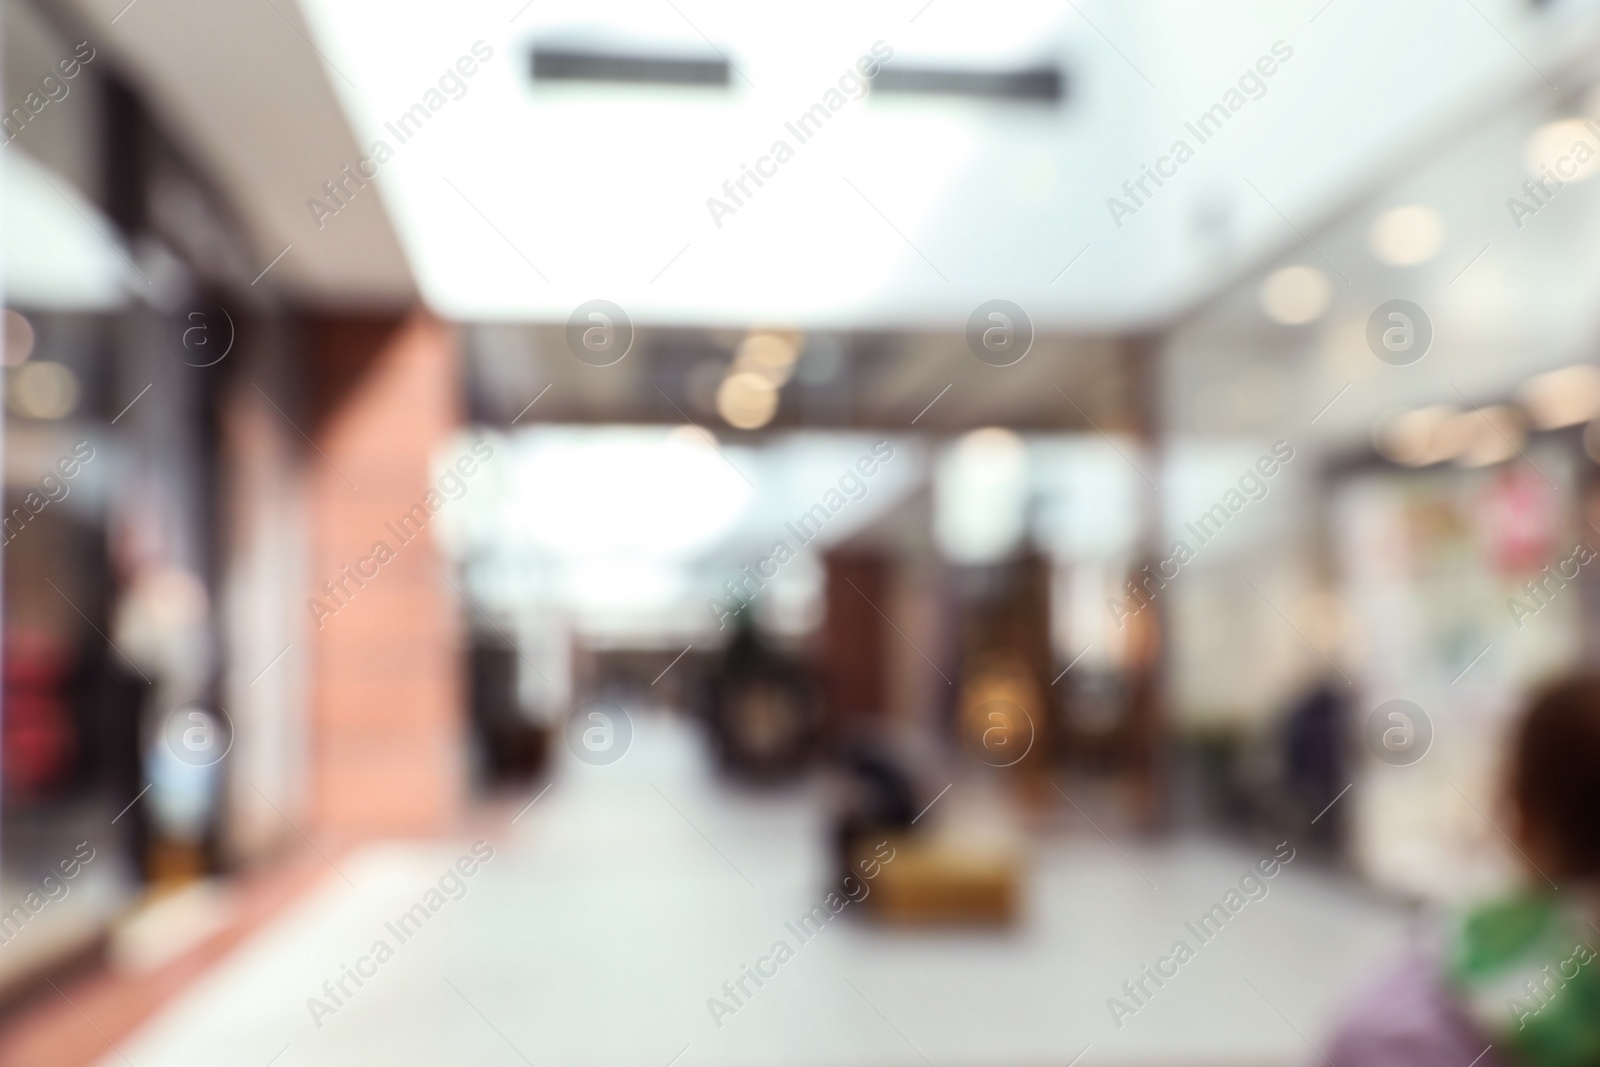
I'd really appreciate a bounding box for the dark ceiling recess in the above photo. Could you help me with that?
[870,66,1064,103]
[531,47,730,87]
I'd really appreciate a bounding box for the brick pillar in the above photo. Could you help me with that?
[302,311,463,835]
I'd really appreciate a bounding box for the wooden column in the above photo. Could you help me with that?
[822,552,890,732]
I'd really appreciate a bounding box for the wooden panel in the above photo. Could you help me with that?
[822,552,889,729]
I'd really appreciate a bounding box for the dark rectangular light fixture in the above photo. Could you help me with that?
[871,66,1063,103]
[531,47,730,87]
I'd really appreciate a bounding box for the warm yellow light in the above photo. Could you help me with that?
[1519,364,1600,430]
[1260,266,1330,325]
[1376,406,1460,466]
[716,371,778,430]
[666,424,718,450]
[1368,205,1444,266]
[734,331,802,385]
[10,361,79,420]
[1454,405,1524,468]
[1382,405,1523,469]
[1524,119,1600,183]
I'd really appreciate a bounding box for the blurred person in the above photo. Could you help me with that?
[830,735,919,895]
[112,563,211,699]
[113,563,220,882]
[705,615,821,779]
[1325,677,1600,1067]
[1282,675,1348,848]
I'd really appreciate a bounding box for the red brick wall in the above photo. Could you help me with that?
[302,311,463,835]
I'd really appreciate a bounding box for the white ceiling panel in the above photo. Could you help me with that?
[118,0,1598,328]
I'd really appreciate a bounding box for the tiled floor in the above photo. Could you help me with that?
[99,712,1412,1067]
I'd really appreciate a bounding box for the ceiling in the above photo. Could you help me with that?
[55,0,1600,334]
[307,0,1600,328]
[1169,64,1600,455]
[62,0,415,306]
[466,324,1130,432]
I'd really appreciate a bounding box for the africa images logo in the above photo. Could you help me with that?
[1366,300,1432,366]
[564,700,633,765]
[966,300,1034,367]
[565,300,634,367]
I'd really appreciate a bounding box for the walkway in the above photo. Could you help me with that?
[99,712,1409,1067]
